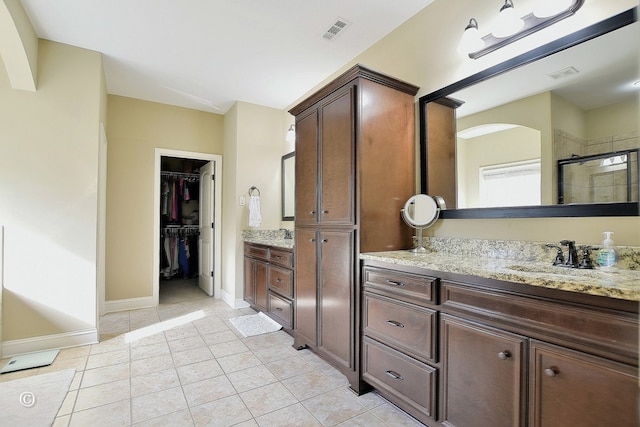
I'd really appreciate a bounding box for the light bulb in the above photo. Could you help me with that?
[458,18,485,54]
[492,0,524,38]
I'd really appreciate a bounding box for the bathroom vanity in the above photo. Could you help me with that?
[243,236,295,331]
[360,251,638,427]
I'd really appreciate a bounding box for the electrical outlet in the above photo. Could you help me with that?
[239,196,246,206]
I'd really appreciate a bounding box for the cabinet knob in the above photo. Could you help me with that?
[276,278,281,283]
[544,367,559,377]
[322,239,328,243]
[386,320,405,328]
[385,280,405,287]
[385,370,404,380]
[309,238,316,242]
[498,351,511,360]
[310,211,316,215]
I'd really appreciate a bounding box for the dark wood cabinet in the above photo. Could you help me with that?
[361,259,639,427]
[529,340,638,427]
[243,243,294,330]
[290,64,419,392]
[441,314,527,427]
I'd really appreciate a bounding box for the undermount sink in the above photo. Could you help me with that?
[504,263,601,278]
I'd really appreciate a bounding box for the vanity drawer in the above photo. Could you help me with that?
[244,244,269,261]
[269,249,293,268]
[362,336,437,422]
[363,267,437,306]
[363,292,437,363]
[268,291,293,329]
[440,280,639,365]
[269,265,293,298]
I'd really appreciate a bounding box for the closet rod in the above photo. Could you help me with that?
[161,171,200,178]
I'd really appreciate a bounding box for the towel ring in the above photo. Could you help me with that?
[249,186,261,196]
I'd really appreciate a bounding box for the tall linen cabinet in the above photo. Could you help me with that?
[289,64,419,393]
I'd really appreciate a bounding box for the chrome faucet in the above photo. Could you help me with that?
[546,240,592,268]
[280,228,293,239]
[560,240,579,268]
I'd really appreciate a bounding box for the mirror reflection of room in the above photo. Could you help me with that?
[447,20,639,210]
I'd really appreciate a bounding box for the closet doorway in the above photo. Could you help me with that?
[153,149,222,305]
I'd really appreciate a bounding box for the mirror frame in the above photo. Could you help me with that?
[281,151,295,221]
[418,7,639,219]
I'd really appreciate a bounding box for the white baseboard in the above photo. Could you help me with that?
[221,289,249,309]
[105,296,156,313]
[2,328,98,358]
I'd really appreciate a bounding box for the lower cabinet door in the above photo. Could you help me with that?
[441,314,527,427]
[362,336,436,424]
[529,340,638,427]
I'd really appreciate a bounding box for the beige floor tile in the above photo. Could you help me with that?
[39,356,88,374]
[302,388,367,426]
[209,339,250,358]
[216,351,262,374]
[171,347,214,367]
[227,365,278,393]
[131,353,174,377]
[57,345,91,360]
[201,330,238,346]
[239,382,299,418]
[130,341,171,361]
[74,378,131,411]
[131,368,181,397]
[81,362,130,388]
[370,402,424,426]
[254,402,323,427]
[167,335,207,353]
[68,399,131,427]
[264,355,314,380]
[134,408,195,426]
[353,391,387,410]
[282,371,339,401]
[182,374,236,407]
[191,394,253,427]
[163,322,200,341]
[90,335,129,355]
[176,358,224,385]
[131,386,188,424]
[57,389,78,416]
[86,348,129,370]
[52,414,71,427]
[193,317,231,335]
[335,410,388,426]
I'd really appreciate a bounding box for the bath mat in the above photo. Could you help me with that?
[0,368,75,427]
[230,312,282,337]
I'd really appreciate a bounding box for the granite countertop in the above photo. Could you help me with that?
[243,236,294,249]
[360,250,640,302]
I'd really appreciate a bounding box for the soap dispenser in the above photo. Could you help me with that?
[596,231,617,270]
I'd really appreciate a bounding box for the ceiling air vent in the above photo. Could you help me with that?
[322,18,350,41]
[547,66,580,80]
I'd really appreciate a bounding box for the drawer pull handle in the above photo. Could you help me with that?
[498,350,511,360]
[275,307,283,312]
[544,367,558,377]
[385,370,404,380]
[385,280,405,287]
[322,210,329,214]
[275,278,282,283]
[386,320,404,328]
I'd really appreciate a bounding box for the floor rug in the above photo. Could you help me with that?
[229,312,282,337]
[0,368,75,427]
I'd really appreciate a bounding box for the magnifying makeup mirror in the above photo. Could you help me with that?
[401,194,446,253]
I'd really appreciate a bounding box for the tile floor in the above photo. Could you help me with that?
[0,280,424,426]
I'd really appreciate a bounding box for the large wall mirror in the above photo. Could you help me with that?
[281,151,295,220]
[419,8,639,218]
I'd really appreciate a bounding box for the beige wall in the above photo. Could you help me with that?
[287,0,640,246]
[0,39,104,343]
[105,96,224,301]
[586,97,640,139]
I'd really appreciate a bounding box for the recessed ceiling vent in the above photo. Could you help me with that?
[322,18,350,41]
[547,66,580,80]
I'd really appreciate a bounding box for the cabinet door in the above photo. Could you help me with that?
[441,314,527,427]
[254,260,268,311]
[319,229,355,369]
[295,111,319,226]
[319,87,355,225]
[530,340,638,427]
[294,229,318,348]
[243,257,255,305]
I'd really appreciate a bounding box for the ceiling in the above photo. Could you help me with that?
[20,0,435,114]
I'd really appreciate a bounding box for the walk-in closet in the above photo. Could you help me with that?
[160,156,209,302]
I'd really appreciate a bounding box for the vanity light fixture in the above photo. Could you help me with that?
[285,124,295,143]
[459,0,584,59]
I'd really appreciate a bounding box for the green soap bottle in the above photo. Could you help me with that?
[596,231,617,269]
